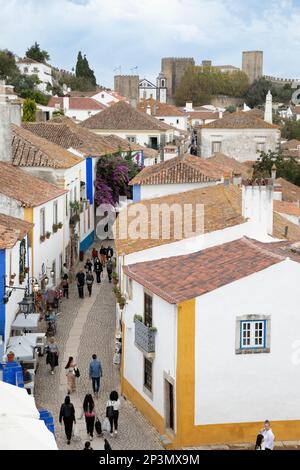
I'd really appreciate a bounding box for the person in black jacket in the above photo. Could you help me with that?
[59,395,76,444]
[94,258,103,283]
[107,246,114,258]
[84,259,93,272]
[76,268,85,299]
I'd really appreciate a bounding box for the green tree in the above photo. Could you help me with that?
[281,119,300,140]
[22,98,37,122]
[25,42,50,63]
[0,49,19,79]
[253,150,300,186]
[75,51,96,86]
[245,78,293,108]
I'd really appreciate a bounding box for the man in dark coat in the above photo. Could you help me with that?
[76,268,85,298]
[94,258,103,283]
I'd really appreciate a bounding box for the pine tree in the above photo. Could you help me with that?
[26,42,50,63]
[75,51,96,86]
[75,51,84,78]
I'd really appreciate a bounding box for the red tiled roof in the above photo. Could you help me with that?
[129,155,223,185]
[124,237,298,303]
[275,178,300,203]
[138,98,186,117]
[0,214,33,249]
[48,97,105,110]
[200,111,280,129]
[0,162,67,207]
[273,212,300,242]
[189,111,219,120]
[207,153,253,179]
[274,200,300,217]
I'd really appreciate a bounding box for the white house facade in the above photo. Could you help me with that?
[16,58,53,94]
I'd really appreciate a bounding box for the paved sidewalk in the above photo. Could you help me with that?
[34,254,163,451]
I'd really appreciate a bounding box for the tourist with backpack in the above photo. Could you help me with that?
[94,258,103,284]
[59,395,76,445]
[107,258,113,283]
[86,270,94,297]
[106,390,121,437]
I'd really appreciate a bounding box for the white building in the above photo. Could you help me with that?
[122,236,300,448]
[80,101,175,149]
[139,73,167,103]
[47,96,105,122]
[198,111,280,162]
[137,98,188,131]
[16,57,53,94]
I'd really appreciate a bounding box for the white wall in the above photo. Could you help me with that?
[140,181,218,200]
[92,129,174,148]
[0,193,24,219]
[91,91,119,106]
[242,185,274,236]
[200,128,281,162]
[276,211,300,226]
[65,108,101,122]
[123,280,177,422]
[195,259,300,424]
[17,62,53,94]
[156,115,188,131]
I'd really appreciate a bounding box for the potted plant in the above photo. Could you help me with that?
[46,231,51,239]
[134,314,143,323]
[58,222,63,229]
[40,234,46,242]
[10,273,16,279]
[52,223,58,233]
[24,267,29,274]
[112,272,119,285]
[113,286,121,296]
[118,295,126,309]
[19,273,25,284]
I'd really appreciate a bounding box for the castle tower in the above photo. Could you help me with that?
[242,51,263,84]
[161,57,195,103]
[264,90,273,124]
[156,72,167,103]
[114,75,139,107]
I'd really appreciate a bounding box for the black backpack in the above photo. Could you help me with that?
[74,367,80,378]
[106,403,114,419]
[95,417,102,435]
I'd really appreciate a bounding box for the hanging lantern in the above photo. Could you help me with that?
[18,295,34,317]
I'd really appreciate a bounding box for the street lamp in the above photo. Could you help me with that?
[18,295,35,318]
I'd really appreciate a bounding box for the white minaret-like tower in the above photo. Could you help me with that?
[264,90,273,124]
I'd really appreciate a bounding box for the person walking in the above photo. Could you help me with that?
[86,270,94,297]
[59,395,76,445]
[100,245,107,266]
[83,441,93,450]
[65,356,77,394]
[94,258,103,284]
[91,248,98,262]
[76,268,85,299]
[89,354,103,397]
[84,258,93,272]
[46,337,59,375]
[107,258,113,283]
[62,263,69,278]
[82,394,96,441]
[107,246,114,259]
[260,420,275,451]
[106,390,121,437]
[61,274,69,299]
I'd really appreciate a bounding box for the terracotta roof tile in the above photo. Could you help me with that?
[12,124,82,169]
[114,185,244,255]
[281,139,300,150]
[124,237,298,303]
[275,178,300,203]
[273,212,300,242]
[129,155,223,185]
[0,162,67,207]
[80,101,173,131]
[48,97,105,110]
[189,111,219,120]
[0,213,33,249]
[201,111,279,129]
[274,200,300,217]
[138,98,186,117]
[207,153,253,179]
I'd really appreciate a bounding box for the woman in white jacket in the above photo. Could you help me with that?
[106,390,121,437]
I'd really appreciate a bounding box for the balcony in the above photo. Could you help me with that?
[134,319,156,356]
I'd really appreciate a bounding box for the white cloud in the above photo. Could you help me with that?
[0,0,300,86]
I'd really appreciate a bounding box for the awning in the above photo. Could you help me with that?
[0,380,38,419]
[11,314,41,331]
[5,341,35,361]
[8,333,45,349]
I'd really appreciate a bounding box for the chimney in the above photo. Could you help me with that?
[219,110,223,119]
[242,183,274,236]
[146,104,151,115]
[0,99,12,162]
[63,96,70,112]
[264,90,273,124]
[233,172,242,186]
[273,183,282,201]
[185,102,193,112]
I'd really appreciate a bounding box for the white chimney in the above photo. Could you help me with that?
[233,172,242,186]
[63,96,70,112]
[264,90,273,124]
[146,104,151,115]
[0,99,12,162]
[242,184,273,236]
[219,110,223,119]
[271,163,277,180]
[185,102,193,112]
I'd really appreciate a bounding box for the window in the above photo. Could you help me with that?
[53,201,58,225]
[40,208,45,237]
[176,119,179,124]
[33,67,39,73]
[101,94,105,98]
[24,67,28,73]
[126,276,133,300]
[161,79,165,87]
[144,292,153,327]
[212,141,222,153]
[256,142,266,153]
[126,136,136,143]
[236,315,271,354]
[144,357,153,393]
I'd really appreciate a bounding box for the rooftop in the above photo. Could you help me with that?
[0,213,33,249]
[274,200,300,217]
[114,184,244,255]
[80,100,173,131]
[273,212,300,242]
[137,98,186,117]
[207,153,253,179]
[12,124,83,169]
[129,154,224,185]
[281,139,300,150]
[48,96,105,111]
[200,111,279,130]
[124,237,299,304]
[0,162,67,207]
[275,178,300,203]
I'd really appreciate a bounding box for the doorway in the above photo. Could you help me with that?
[149,137,158,150]
[164,377,175,432]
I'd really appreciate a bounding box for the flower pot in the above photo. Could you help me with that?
[58,222,63,229]
[113,278,118,285]
[46,232,51,239]
[40,235,45,242]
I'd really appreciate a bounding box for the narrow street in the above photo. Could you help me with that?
[34,248,163,450]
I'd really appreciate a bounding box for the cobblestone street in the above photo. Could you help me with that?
[34,251,163,451]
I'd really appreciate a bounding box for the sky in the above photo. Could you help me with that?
[1,0,300,88]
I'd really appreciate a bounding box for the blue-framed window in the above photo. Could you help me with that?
[240,320,266,350]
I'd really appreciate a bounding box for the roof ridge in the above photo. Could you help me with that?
[242,237,287,261]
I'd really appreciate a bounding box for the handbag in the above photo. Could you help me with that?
[106,402,114,419]
[95,417,102,435]
[74,367,80,378]
[102,417,110,433]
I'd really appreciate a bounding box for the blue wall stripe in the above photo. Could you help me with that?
[86,158,93,205]
[0,249,6,343]
[80,230,95,253]
[132,185,141,202]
